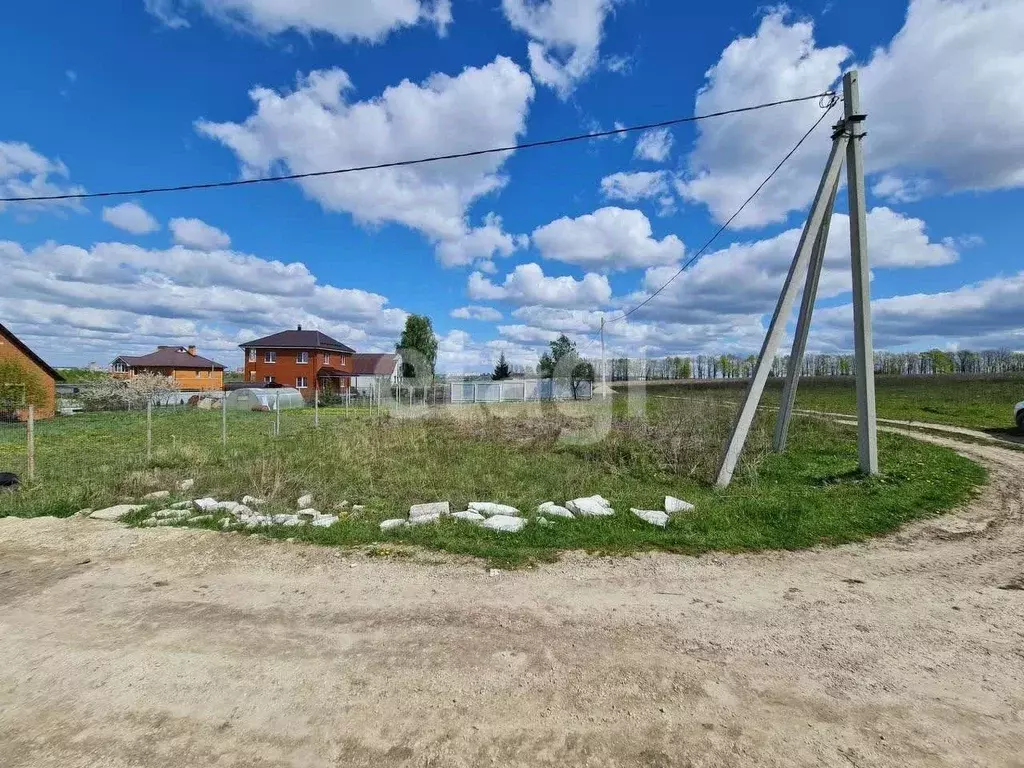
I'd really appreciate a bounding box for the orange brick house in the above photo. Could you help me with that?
[0,322,64,419]
[239,326,354,397]
[111,346,225,392]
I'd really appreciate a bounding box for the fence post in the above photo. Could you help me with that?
[26,404,35,483]
[146,400,153,463]
[314,387,319,428]
[221,395,227,449]
[275,392,281,436]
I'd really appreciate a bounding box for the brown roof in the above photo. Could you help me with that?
[239,327,354,353]
[352,353,400,376]
[114,346,225,370]
[0,322,65,382]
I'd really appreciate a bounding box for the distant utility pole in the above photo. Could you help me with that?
[715,69,878,487]
[600,316,607,397]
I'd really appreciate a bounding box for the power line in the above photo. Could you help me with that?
[1,92,835,204]
[606,95,841,324]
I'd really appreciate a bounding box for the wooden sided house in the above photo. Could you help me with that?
[0,322,64,419]
[111,346,226,392]
[240,326,355,397]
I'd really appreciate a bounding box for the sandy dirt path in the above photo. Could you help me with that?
[1,434,1023,767]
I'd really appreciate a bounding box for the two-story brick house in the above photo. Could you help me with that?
[239,326,355,397]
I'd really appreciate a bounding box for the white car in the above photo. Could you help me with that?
[1016,401,1024,430]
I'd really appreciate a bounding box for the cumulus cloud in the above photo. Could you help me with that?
[634,128,673,162]
[502,0,621,97]
[435,328,540,374]
[468,263,611,308]
[678,1,1024,227]
[531,207,684,271]
[198,58,534,266]
[0,237,408,366]
[169,217,231,250]
[144,0,452,42]
[0,141,86,213]
[451,305,503,322]
[102,202,160,234]
[600,171,669,202]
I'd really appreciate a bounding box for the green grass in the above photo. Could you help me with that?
[644,375,1024,431]
[0,396,985,567]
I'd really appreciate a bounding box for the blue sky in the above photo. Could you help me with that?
[1,0,1021,372]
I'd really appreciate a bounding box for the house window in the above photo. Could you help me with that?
[264,375,275,384]
[297,351,309,364]
[195,370,201,377]
[264,351,276,363]
[248,349,256,362]
[323,353,330,365]
[113,361,127,373]
[296,376,308,389]
[249,371,256,381]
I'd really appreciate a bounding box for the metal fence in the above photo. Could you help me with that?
[449,379,592,403]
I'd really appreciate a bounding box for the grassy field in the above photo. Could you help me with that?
[643,375,1024,431]
[0,390,985,566]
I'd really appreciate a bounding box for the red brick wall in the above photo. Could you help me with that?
[242,348,352,395]
[0,332,57,419]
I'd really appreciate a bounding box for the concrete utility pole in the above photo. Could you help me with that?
[773,175,840,452]
[715,130,849,488]
[600,316,607,397]
[716,69,879,486]
[146,400,153,463]
[843,70,879,475]
[221,395,227,448]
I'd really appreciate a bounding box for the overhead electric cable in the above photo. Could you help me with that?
[605,95,841,324]
[1,92,835,203]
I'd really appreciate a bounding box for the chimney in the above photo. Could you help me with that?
[297,324,303,331]
[187,345,197,356]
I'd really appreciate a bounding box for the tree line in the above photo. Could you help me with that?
[598,349,1024,381]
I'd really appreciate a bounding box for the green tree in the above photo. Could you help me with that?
[537,334,593,399]
[397,314,438,381]
[492,352,511,381]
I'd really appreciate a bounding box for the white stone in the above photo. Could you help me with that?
[297,494,313,508]
[665,496,695,514]
[170,500,192,509]
[537,501,574,519]
[468,502,520,517]
[178,479,195,492]
[142,490,170,501]
[480,515,527,533]
[410,501,450,520]
[297,508,320,521]
[216,501,252,515]
[90,504,147,521]
[452,510,486,523]
[566,496,615,517]
[379,518,407,531]
[311,515,337,527]
[281,518,304,527]
[241,495,267,506]
[193,498,219,511]
[351,504,365,513]
[272,514,300,526]
[407,512,441,526]
[631,508,669,528]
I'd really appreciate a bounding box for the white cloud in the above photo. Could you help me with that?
[451,305,503,322]
[468,263,611,308]
[502,0,620,97]
[676,10,849,228]
[0,237,409,367]
[679,1,1024,227]
[435,328,540,374]
[531,207,684,271]
[0,141,86,213]
[634,128,674,162]
[102,202,160,234]
[145,0,452,42]
[600,171,669,202]
[169,217,231,250]
[434,213,528,268]
[198,57,534,265]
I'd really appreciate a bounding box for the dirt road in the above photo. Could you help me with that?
[2,434,1023,767]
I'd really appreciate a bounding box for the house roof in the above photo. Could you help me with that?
[0,322,65,382]
[239,327,355,354]
[352,353,400,376]
[114,346,225,370]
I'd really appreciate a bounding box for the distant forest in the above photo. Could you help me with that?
[599,349,1024,382]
